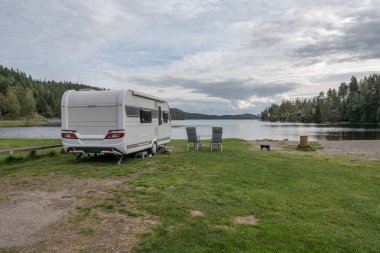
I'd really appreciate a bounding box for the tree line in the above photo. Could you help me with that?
[261,74,380,123]
[169,108,260,120]
[0,65,101,119]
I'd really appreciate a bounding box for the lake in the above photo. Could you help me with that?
[1,120,379,141]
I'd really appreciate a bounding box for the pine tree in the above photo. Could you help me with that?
[36,97,54,118]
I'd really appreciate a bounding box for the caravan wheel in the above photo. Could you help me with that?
[149,142,157,155]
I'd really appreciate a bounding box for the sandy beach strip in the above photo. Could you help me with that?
[251,139,380,160]
[317,140,380,160]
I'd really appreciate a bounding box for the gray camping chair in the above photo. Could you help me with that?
[186,127,202,150]
[210,127,223,151]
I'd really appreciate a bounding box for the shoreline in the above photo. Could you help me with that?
[250,139,380,161]
[0,119,60,127]
[1,138,379,161]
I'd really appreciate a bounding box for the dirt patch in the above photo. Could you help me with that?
[233,215,259,225]
[0,190,74,248]
[250,140,299,152]
[26,212,158,253]
[0,174,120,194]
[190,210,204,217]
[0,174,157,252]
[214,225,231,230]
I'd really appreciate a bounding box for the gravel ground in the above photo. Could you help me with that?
[318,140,380,160]
[251,139,380,160]
[0,191,74,247]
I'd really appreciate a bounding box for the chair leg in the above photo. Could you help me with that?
[221,144,223,152]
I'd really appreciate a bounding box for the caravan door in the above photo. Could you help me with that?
[157,106,164,140]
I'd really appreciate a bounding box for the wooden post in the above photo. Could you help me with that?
[300,136,308,147]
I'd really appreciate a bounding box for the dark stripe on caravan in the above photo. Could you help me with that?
[127,141,151,150]
[158,137,170,142]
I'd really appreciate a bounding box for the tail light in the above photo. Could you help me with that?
[105,132,125,139]
[62,133,78,139]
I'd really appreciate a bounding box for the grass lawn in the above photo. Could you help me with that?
[0,138,60,150]
[0,139,379,252]
[0,119,49,127]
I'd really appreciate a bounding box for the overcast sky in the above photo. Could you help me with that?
[1,0,380,114]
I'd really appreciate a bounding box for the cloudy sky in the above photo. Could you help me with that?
[1,0,380,114]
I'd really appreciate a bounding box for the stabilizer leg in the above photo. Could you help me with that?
[74,153,83,163]
[117,154,124,165]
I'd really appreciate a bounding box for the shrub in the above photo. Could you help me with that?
[296,144,316,151]
[28,150,38,158]
[47,150,57,157]
[5,155,24,163]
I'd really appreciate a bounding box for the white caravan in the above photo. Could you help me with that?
[61,89,171,163]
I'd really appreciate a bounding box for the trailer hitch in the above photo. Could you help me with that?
[101,150,124,165]
[69,150,84,163]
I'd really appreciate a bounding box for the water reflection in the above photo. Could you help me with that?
[0,120,380,141]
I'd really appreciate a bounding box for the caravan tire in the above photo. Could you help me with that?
[149,142,157,155]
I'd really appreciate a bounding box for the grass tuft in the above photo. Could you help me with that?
[99,202,114,211]
[296,144,316,151]
[79,227,95,236]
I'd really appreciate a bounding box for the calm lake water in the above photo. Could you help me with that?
[1,120,380,141]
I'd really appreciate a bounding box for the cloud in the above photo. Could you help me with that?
[295,8,380,61]
[1,0,380,114]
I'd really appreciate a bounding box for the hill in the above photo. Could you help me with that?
[0,65,101,119]
[170,108,260,120]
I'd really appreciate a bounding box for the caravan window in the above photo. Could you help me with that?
[140,109,152,123]
[125,106,140,117]
[163,112,169,123]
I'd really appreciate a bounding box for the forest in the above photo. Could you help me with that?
[2,65,379,123]
[261,74,380,123]
[0,65,101,119]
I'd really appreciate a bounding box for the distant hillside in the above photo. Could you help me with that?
[0,65,102,119]
[170,108,260,120]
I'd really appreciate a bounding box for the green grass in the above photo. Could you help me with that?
[0,138,60,149]
[0,119,49,127]
[286,141,324,152]
[0,139,379,252]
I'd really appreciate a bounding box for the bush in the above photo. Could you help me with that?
[5,155,24,163]
[47,150,57,157]
[296,144,316,152]
[28,150,38,158]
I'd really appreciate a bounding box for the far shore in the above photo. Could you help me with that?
[0,119,61,127]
